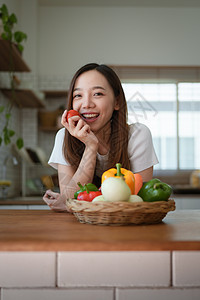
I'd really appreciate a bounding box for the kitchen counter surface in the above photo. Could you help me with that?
[0,196,44,206]
[0,209,200,251]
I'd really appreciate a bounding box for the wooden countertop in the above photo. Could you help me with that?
[0,209,200,251]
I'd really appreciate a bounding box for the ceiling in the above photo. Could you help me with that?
[39,0,200,7]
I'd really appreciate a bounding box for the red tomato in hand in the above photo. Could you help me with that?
[66,110,80,122]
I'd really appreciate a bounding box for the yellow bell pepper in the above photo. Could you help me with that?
[101,163,135,194]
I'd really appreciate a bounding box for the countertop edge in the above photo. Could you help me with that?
[1,241,200,252]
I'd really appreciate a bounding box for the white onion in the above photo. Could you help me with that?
[101,177,131,202]
[129,195,143,202]
[92,195,106,202]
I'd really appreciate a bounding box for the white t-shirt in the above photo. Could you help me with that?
[48,123,158,175]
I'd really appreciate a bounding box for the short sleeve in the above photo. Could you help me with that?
[48,128,70,169]
[128,123,159,173]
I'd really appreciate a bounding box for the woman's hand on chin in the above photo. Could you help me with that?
[61,110,98,148]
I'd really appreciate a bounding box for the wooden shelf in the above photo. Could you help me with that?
[43,90,68,98]
[0,39,30,72]
[1,89,46,108]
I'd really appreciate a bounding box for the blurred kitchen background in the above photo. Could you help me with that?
[0,0,200,205]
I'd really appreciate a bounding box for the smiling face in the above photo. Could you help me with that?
[72,70,119,134]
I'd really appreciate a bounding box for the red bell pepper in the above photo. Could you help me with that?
[77,185,102,202]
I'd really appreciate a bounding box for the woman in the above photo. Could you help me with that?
[43,63,158,211]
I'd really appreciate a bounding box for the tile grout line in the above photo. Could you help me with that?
[113,287,116,300]
[55,252,58,288]
[170,251,173,287]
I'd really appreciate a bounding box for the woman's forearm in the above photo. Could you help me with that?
[58,144,98,198]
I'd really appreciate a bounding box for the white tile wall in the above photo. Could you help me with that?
[58,251,171,287]
[2,288,200,300]
[38,74,69,91]
[21,109,38,148]
[38,130,56,159]
[116,288,200,300]
[0,251,200,299]
[173,251,200,287]
[2,288,114,300]
[0,252,56,287]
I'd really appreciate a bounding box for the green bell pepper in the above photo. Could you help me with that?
[138,178,172,202]
[74,182,99,199]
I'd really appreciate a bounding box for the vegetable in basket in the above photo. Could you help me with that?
[129,195,143,202]
[77,185,102,202]
[74,182,99,199]
[92,195,107,202]
[101,177,131,202]
[133,173,143,195]
[138,178,172,202]
[102,163,135,194]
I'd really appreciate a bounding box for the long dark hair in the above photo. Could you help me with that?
[63,63,130,177]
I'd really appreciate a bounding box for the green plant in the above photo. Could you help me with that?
[0,3,27,149]
[0,4,27,52]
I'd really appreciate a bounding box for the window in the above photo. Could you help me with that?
[122,83,177,170]
[112,65,200,170]
[121,81,200,170]
[178,83,200,169]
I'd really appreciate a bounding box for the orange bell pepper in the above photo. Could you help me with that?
[134,173,143,195]
[101,163,135,194]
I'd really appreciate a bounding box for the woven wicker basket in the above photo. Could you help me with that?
[66,198,176,226]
